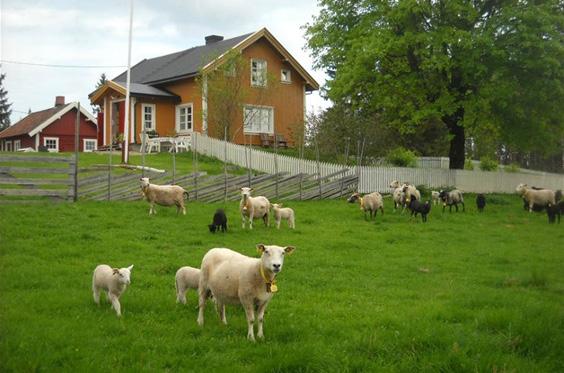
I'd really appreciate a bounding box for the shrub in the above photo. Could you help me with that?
[464,159,475,170]
[416,184,430,197]
[504,163,520,173]
[386,147,417,168]
[479,156,498,171]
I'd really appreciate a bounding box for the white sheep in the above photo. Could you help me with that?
[270,203,295,229]
[348,192,384,220]
[175,266,200,304]
[240,187,270,229]
[402,183,421,202]
[140,177,188,215]
[431,191,440,205]
[197,244,295,341]
[92,264,134,317]
[516,183,556,212]
[392,187,406,212]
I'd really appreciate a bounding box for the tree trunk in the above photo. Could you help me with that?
[443,108,466,169]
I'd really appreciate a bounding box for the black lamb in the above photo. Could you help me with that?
[546,201,563,224]
[476,194,486,212]
[208,209,228,233]
[408,199,431,222]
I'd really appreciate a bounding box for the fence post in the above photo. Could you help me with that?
[274,133,279,199]
[108,105,113,201]
[340,137,350,198]
[172,148,176,184]
[224,127,228,203]
[73,102,80,202]
[315,136,321,199]
[194,134,199,200]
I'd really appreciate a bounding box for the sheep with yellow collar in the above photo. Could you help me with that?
[348,192,384,220]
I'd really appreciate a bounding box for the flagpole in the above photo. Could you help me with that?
[123,0,134,163]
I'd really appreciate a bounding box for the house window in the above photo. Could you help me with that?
[44,137,59,152]
[14,139,21,151]
[142,104,156,131]
[281,69,291,83]
[176,104,193,133]
[251,59,267,87]
[6,141,12,152]
[244,105,274,134]
[83,139,97,152]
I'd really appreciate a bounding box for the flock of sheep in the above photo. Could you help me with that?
[91,177,562,341]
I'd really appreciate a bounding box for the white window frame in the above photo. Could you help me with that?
[83,139,97,152]
[281,68,292,83]
[243,105,274,134]
[44,137,59,153]
[14,139,21,151]
[175,103,193,134]
[251,59,267,87]
[6,140,12,152]
[142,104,156,131]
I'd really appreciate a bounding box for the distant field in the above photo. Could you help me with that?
[0,196,563,371]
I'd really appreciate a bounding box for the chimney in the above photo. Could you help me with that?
[55,96,65,106]
[205,35,224,45]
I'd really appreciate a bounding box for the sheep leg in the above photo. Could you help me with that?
[249,210,254,230]
[177,285,186,304]
[109,294,121,317]
[461,202,465,212]
[92,286,100,305]
[290,216,295,229]
[243,303,256,342]
[454,203,458,212]
[241,213,247,229]
[380,206,384,215]
[256,302,269,339]
[276,217,281,229]
[217,302,227,325]
[197,286,208,326]
[265,212,269,227]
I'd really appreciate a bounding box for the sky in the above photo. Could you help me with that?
[0,0,330,124]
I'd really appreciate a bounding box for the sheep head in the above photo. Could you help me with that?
[515,183,528,195]
[347,193,361,203]
[140,177,150,189]
[257,244,295,274]
[389,180,401,189]
[271,203,282,210]
[113,265,134,285]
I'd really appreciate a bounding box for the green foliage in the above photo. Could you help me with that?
[1,197,563,371]
[0,73,12,130]
[464,159,475,170]
[504,163,520,173]
[385,147,417,167]
[479,156,499,171]
[305,0,564,167]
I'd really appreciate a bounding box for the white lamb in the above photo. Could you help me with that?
[175,266,200,304]
[197,244,295,341]
[92,264,134,317]
[270,203,295,229]
[240,187,270,229]
[431,191,440,205]
[140,177,188,215]
[516,183,556,212]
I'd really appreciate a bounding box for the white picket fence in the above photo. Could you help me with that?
[192,133,564,194]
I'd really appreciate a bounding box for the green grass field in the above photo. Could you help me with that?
[0,196,563,372]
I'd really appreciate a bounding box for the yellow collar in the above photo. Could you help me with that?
[259,264,278,293]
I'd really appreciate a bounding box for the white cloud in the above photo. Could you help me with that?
[1,0,329,122]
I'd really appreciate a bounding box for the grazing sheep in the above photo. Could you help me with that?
[392,187,407,212]
[270,203,295,229]
[401,184,421,202]
[439,189,465,212]
[92,264,134,317]
[476,194,486,212]
[240,187,270,229]
[140,177,188,215]
[197,244,295,341]
[515,183,555,212]
[175,266,200,304]
[209,209,228,233]
[348,192,384,220]
[431,191,440,206]
[407,198,431,222]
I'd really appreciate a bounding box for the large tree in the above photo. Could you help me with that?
[0,73,12,131]
[305,0,564,169]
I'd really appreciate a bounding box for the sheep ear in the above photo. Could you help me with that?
[256,244,266,253]
[284,246,295,255]
[128,265,134,271]
[112,268,119,275]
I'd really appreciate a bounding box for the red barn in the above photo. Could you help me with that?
[0,96,98,152]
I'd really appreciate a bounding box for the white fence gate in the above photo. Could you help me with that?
[192,133,564,194]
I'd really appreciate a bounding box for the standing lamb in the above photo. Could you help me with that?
[476,194,486,212]
[240,187,270,229]
[348,192,384,220]
[407,198,432,222]
[431,191,440,206]
[197,244,295,341]
[209,209,228,233]
[92,264,134,317]
[402,184,421,202]
[439,189,465,212]
[140,177,189,215]
[515,184,556,212]
[270,203,295,229]
[175,266,200,304]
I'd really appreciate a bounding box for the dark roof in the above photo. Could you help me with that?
[113,82,179,98]
[113,33,253,85]
[0,104,71,139]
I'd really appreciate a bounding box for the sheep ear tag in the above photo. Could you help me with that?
[268,283,278,293]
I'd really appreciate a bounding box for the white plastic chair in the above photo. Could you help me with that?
[171,135,191,153]
[142,133,160,153]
